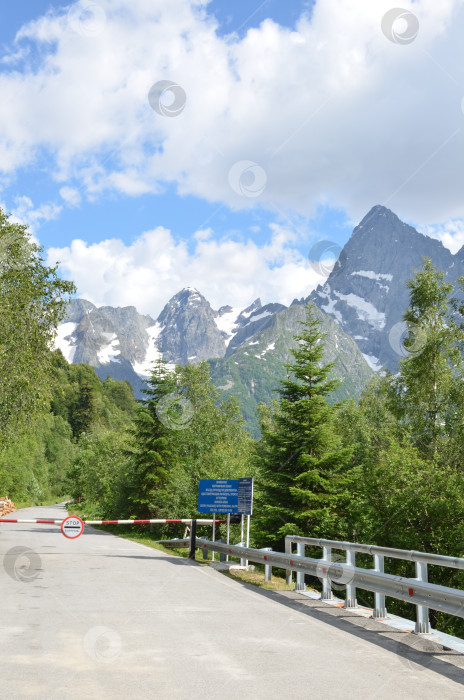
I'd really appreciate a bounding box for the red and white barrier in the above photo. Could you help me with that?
[0,518,224,525]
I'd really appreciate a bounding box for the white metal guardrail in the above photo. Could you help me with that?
[285,536,464,634]
[184,533,464,635]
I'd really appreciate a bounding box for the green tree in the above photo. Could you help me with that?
[254,304,353,547]
[0,207,75,442]
[387,258,464,461]
[70,382,97,439]
[123,360,253,520]
[124,360,177,518]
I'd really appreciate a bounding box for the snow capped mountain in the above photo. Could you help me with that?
[56,204,460,407]
[309,205,458,371]
[56,289,292,394]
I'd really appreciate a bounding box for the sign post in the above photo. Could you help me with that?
[198,478,254,565]
[188,519,197,560]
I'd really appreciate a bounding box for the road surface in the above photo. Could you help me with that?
[1,504,464,699]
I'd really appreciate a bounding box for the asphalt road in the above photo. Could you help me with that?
[1,504,464,699]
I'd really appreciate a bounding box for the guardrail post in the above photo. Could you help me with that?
[321,546,333,600]
[188,519,197,560]
[295,542,305,591]
[285,537,293,586]
[415,561,431,634]
[260,548,272,581]
[216,538,227,562]
[197,537,209,559]
[344,550,357,609]
[372,554,387,619]
[212,513,216,562]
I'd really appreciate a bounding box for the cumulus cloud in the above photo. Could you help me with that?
[419,220,464,254]
[47,224,321,316]
[0,0,463,226]
[4,195,62,237]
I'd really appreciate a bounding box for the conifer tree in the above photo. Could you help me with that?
[254,304,353,547]
[125,359,178,517]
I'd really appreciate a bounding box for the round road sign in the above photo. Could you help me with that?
[61,516,84,539]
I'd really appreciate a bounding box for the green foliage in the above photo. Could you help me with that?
[121,359,254,523]
[124,360,177,518]
[0,347,136,502]
[66,431,130,518]
[387,258,464,460]
[253,304,354,548]
[0,207,75,441]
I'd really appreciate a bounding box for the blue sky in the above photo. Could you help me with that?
[0,0,463,316]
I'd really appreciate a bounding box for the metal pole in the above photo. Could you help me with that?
[211,513,216,562]
[188,519,197,560]
[240,515,246,567]
[295,542,305,591]
[285,538,293,586]
[245,514,250,567]
[226,514,230,562]
[260,548,272,581]
[321,546,333,600]
[415,561,431,634]
[344,549,357,609]
[372,554,387,619]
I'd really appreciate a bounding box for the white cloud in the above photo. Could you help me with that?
[3,195,62,238]
[0,0,463,224]
[59,186,81,207]
[47,224,322,316]
[418,220,464,254]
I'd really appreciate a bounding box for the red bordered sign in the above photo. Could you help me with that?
[61,516,84,539]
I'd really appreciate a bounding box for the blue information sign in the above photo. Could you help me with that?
[198,479,238,514]
[198,478,254,515]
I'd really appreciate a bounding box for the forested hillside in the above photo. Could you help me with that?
[0,350,136,503]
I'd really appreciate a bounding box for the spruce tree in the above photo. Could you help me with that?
[125,359,178,518]
[254,304,353,547]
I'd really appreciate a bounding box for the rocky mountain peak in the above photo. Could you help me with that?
[310,205,456,371]
[157,287,226,364]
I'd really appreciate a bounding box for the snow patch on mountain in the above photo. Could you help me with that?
[55,322,78,363]
[98,333,121,364]
[333,291,386,330]
[351,270,393,281]
[246,310,273,324]
[255,341,276,359]
[214,306,245,346]
[318,286,344,325]
[132,323,163,376]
